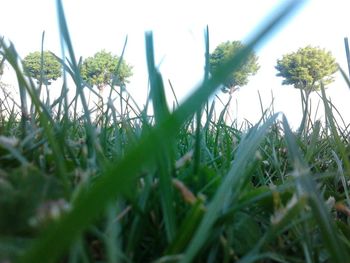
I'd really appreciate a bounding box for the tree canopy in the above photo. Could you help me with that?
[275,46,338,93]
[209,40,259,94]
[23,51,62,85]
[80,50,133,92]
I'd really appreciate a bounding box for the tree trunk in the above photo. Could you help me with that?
[298,89,310,136]
[96,85,105,125]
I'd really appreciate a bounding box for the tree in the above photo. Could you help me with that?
[275,46,338,94]
[80,50,133,93]
[209,41,259,94]
[23,51,62,85]
[275,46,338,134]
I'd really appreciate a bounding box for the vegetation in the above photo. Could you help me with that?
[275,46,338,93]
[275,46,338,134]
[209,40,259,94]
[23,51,62,85]
[80,49,133,93]
[2,1,350,263]
[0,54,4,77]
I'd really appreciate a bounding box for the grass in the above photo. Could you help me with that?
[1,0,350,262]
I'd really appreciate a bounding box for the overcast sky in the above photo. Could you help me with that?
[1,0,350,127]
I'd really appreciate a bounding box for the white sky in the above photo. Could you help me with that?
[1,0,350,128]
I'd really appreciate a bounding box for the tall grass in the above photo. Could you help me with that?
[2,0,350,262]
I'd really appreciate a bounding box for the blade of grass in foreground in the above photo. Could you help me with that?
[56,0,100,167]
[180,113,279,263]
[1,41,70,194]
[320,84,350,177]
[339,66,350,90]
[0,41,29,139]
[20,0,306,262]
[193,26,210,178]
[282,115,348,262]
[146,32,176,242]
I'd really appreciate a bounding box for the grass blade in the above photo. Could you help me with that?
[181,114,279,262]
[282,115,349,262]
[20,0,306,261]
[1,41,69,193]
[145,32,176,242]
[56,0,99,167]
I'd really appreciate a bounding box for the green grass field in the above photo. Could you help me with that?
[1,0,350,262]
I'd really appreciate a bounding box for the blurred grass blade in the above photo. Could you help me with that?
[145,32,176,242]
[37,31,45,96]
[239,196,307,263]
[105,204,122,263]
[0,136,28,165]
[305,120,321,162]
[320,84,350,176]
[107,35,129,122]
[344,38,350,79]
[166,199,206,255]
[146,32,170,123]
[332,151,350,205]
[181,114,278,263]
[21,0,306,262]
[168,79,179,107]
[281,115,348,262]
[193,26,210,176]
[339,65,350,90]
[1,41,69,192]
[56,0,99,166]
[1,42,29,138]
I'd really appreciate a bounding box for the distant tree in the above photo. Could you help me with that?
[23,51,62,85]
[209,40,259,94]
[275,46,338,94]
[276,46,338,134]
[80,50,133,94]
